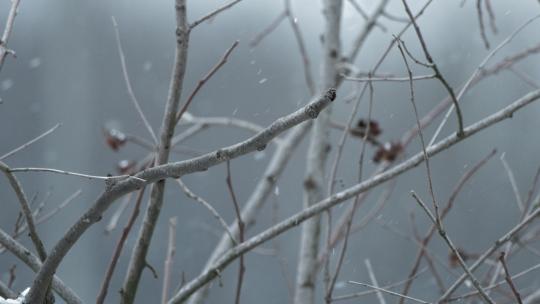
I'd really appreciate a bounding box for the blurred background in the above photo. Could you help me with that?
[1,0,540,303]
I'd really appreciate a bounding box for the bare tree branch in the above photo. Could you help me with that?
[176,178,237,244]
[399,150,496,302]
[0,0,21,72]
[476,0,490,49]
[348,281,431,304]
[175,40,239,124]
[428,14,540,146]
[120,1,190,302]
[189,0,243,30]
[401,0,465,137]
[365,259,387,304]
[25,87,337,304]
[411,191,495,304]
[0,124,61,161]
[498,251,523,304]
[169,90,540,303]
[332,267,428,301]
[347,0,389,61]
[112,16,158,144]
[0,228,82,304]
[162,217,178,304]
[96,187,146,304]
[294,1,342,302]
[440,190,540,301]
[284,0,316,95]
[447,261,540,302]
[226,161,245,304]
[500,153,524,212]
[0,162,47,261]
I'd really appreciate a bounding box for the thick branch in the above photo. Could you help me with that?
[294,1,342,303]
[25,88,337,304]
[120,1,190,303]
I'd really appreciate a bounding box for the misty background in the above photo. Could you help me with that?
[1,0,540,303]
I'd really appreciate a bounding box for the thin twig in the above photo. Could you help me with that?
[104,192,132,233]
[176,179,237,244]
[409,214,446,293]
[0,162,47,261]
[226,161,245,304]
[0,279,16,299]
[428,14,540,146]
[249,11,287,48]
[484,0,498,34]
[189,0,243,30]
[179,113,256,131]
[348,281,431,304]
[176,41,239,124]
[324,79,363,303]
[284,0,316,95]
[381,10,410,23]
[344,74,435,82]
[509,67,540,89]
[326,75,375,303]
[36,190,82,225]
[365,259,387,304]
[402,41,540,146]
[498,251,523,304]
[411,192,495,304]
[396,37,441,224]
[0,190,82,254]
[377,219,457,276]
[162,217,178,304]
[399,150,496,302]
[348,0,390,61]
[112,16,158,144]
[346,0,387,31]
[476,0,490,49]
[8,167,144,182]
[400,0,465,137]
[7,265,16,290]
[332,267,428,301]
[500,152,524,212]
[96,187,146,304]
[396,39,433,68]
[0,0,21,72]
[444,261,540,302]
[270,194,294,302]
[440,197,540,301]
[0,124,61,161]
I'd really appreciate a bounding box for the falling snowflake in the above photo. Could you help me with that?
[143,61,153,71]
[253,151,266,161]
[28,57,41,69]
[258,78,267,84]
[1,79,14,91]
